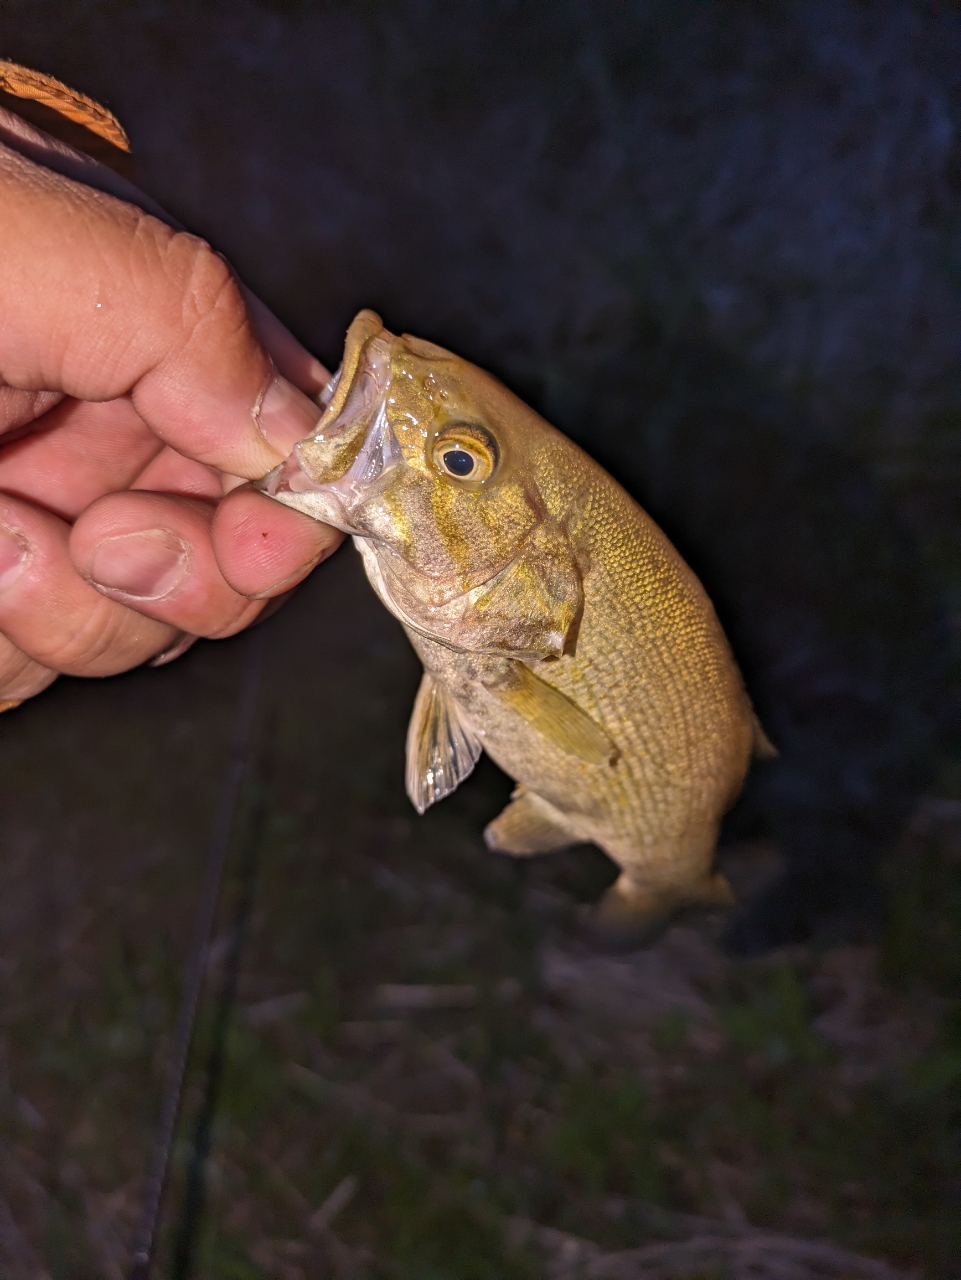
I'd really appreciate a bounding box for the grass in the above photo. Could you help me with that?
[164,554,961,1277]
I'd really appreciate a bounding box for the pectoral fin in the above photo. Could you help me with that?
[405,674,483,815]
[484,789,576,855]
[484,661,616,766]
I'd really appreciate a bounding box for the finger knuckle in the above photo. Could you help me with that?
[36,598,160,677]
[0,639,57,701]
[173,235,249,347]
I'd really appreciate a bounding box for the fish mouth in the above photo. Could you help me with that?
[256,313,397,534]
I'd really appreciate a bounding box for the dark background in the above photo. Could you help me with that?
[8,0,961,942]
[1,3,961,1277]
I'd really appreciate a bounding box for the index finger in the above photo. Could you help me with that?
[0,140,321,477]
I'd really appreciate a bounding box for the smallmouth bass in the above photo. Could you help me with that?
[260,311,773,942]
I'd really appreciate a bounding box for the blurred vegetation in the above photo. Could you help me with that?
[2,556,958,1277]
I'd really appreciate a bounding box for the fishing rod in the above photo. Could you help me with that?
[129,626,268,1280]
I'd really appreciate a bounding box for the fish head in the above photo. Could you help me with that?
[259,311,584,656]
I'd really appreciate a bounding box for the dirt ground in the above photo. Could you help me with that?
[1,549,958,1280]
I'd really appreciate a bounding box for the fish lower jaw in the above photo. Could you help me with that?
[256,466,363,534]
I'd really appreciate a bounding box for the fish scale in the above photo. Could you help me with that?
[261,311,770,942]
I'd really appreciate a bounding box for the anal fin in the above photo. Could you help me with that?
[406,673,483,815]
[484,789,576,856]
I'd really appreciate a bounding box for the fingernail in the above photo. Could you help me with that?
[149,631,199,667]
[305,356,332,395]
[0,523,30,591]
[87,530,190,600]
[255,373,322,457]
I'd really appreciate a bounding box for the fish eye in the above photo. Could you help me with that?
[431,424,497,484]
[441,449,476,476]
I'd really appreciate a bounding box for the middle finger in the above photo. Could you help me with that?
[71,489,264,639]
[0,394,161,519]
[0,492,175,675]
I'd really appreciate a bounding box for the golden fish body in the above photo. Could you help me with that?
[261,311,767,936]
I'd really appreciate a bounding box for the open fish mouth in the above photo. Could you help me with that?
[256,329,398,534]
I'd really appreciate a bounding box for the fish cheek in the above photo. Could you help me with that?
[355,474,419,562]
[418,478,533,586]
[364,461,541,585]
[353,469,482,582]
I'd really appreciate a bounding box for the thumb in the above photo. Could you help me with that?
[0,141,318,475]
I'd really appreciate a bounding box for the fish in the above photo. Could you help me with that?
[259,310,774,943]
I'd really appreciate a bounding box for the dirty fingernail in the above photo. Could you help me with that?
[87,530,189,600]
[0,524,29,591]
[255,374,321,457]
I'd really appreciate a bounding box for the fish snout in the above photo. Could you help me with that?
[256,333,399,535]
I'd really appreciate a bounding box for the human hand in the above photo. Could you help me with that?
[0,122,343,707]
